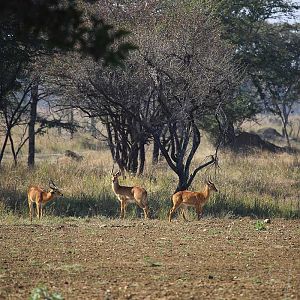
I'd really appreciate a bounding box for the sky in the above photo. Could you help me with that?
[273,0,300,23]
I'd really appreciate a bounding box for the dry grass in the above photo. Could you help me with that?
[1,125,300,220]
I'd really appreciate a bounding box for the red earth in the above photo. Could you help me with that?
[0,217,299,299]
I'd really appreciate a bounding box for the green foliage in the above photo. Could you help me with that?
[250,23,300,102]
[202,0,300,145]
[202,91,262,146]
[255,220,267,231]
[211,0,299,46]
[29,286,63,300]
[0,0,136,64]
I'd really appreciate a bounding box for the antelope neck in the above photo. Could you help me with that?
[203,185,210,199]
[112,180,120,192]
[43,192,54,202]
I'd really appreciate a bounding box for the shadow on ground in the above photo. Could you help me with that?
[0,188,299,219]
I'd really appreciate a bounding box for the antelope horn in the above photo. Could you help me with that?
[208,175,213,184]
[111,164,115,175]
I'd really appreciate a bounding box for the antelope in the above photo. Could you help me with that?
[28,179,63,222]
[169,177,218,222]
[111,170,150,219]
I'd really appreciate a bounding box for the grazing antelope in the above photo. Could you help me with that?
[169,177,218,222]
[111,170,150,219]
[28,179,63,222]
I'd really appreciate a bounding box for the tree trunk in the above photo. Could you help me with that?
[282,122,291,149]
[8,131,18,166]
[128,142,139,174]
[138,141,145,175]
[105,121,115,160]
[28,82,38,167]
[226,122,235,147]
[152,138,160,165]
[90,117,97,138]
[69,107,74,139]
[280,108,291,149]
[0,131,10,166]
[175,172,189,193]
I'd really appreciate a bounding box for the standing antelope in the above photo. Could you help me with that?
[169,177,218,222]
[28,179,63,222]
[111,170,150,219]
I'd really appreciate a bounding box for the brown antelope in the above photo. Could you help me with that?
[169,177,218,222]
[111,170,150,219]
[28,179,63,222]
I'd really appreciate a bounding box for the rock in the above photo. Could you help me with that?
[64,150,83,161]
[231,132,283,153]
[257,128,282,139]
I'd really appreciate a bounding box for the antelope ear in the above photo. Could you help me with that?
[49,182,54,189]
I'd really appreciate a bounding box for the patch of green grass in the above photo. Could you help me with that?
[29,286,64,300]
[255,220,267,231]
[207,228,222,235]
[143,256,162,267]
[177,274,191,281]
[152,275,169,281]
[48,263,83,274]
[253,277,263,284]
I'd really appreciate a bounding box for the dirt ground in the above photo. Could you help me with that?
[0,217,299,300]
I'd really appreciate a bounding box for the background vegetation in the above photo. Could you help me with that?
[0,0,299,221]
[1,118,300,221]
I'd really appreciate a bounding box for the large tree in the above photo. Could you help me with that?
[250,23,300,148]
[204,0,300,146]
[0,0,136,166]
[0,0,135,64]
[57,4,240,191]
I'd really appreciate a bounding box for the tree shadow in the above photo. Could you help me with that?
[0,188,299,219]
[205,193,300,219]
[0,188,119,218]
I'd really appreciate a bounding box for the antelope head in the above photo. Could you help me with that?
[49,179,63,196]
[111,171,122,183]
[205,176,218,192]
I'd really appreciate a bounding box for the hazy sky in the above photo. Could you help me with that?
[276,0,300,23]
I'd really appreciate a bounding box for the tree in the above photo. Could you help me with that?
[250,23,300,148]
[0,0,135,65]
[211,0,299,46]
[55,53,153,175]
[57,4,240,191]
[0,80,32,166]
[0,70,76,166]
[0,0,136,166]
[137,10,239,191]
[204,0,300,146]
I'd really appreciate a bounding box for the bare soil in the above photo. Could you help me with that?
[0,218,299,300]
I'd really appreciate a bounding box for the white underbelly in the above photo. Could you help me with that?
[182,203,196,207]
[117,195,135,203]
